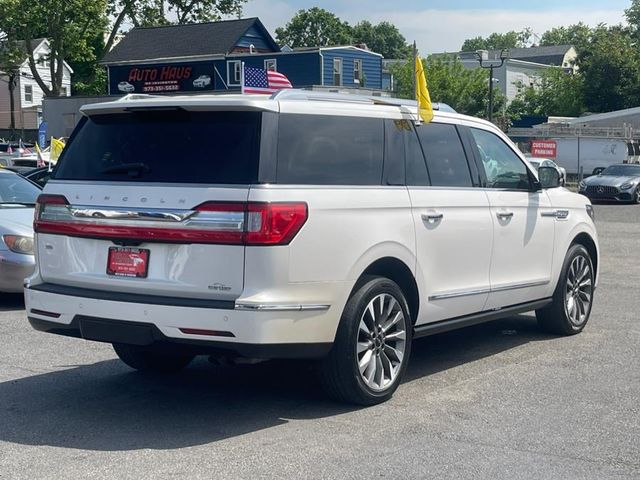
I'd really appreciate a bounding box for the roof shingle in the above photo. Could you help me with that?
[101,18,275,64]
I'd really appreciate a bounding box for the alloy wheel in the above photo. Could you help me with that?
[356,293,407,392]
[565,255,593,327]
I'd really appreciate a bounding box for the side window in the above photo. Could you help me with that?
[384,119,406,186]
[417,123,472,187]
[470,128,531,190]
[276,114,384,185]
[227,61,241,85]
[404,122,429,186]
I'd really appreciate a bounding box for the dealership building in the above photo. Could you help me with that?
[100,17,384,95]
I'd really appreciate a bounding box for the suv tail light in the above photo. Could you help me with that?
[34,195,307,246]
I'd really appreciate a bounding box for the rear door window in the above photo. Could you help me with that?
[276,114,384,185]
[417,123,473,187]
[53,110,262,184]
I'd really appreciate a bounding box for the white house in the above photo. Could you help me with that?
[0,38,72,131]
[433,45,578,103]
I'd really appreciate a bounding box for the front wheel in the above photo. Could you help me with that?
[113,343,194,373]
[318,277,412,405]
[536,244,595,335]
[633,186,640,204]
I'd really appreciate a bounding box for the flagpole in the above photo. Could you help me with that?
[413,41,421,125]
[241,62,245,94]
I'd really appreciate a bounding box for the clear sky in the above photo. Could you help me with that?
[241,0,631,53]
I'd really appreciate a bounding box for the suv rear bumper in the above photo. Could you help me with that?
[25,284,338,359]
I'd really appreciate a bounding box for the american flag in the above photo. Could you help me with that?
[242,66,293,94]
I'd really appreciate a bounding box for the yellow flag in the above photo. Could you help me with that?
[415,56,434,123]
[50,137,65,161]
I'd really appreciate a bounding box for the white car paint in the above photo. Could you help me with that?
[25,92,599,354]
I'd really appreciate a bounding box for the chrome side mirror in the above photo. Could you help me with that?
[538,166,561,189]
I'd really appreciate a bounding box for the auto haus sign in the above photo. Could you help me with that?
[109,61,215,94]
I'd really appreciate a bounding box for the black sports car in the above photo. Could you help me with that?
[578,164,640,203]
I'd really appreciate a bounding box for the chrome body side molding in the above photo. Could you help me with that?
[429,280,550,301]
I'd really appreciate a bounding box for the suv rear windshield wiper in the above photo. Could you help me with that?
[101,162,151,176]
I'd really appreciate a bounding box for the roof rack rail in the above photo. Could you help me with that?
[269,89,456,113]
[119,93,164,101]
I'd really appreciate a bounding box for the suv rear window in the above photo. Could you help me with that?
[54,110,261,184]
[276,114,384,185]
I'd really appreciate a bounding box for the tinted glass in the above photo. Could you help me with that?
[54,111,261,184]
[276,114,383,185]
[601,164,640,176]
[384,119,406,186]
[0,172,41,206]
[470,128,530,190]
[403,122,429,186]
[417,123,472,187]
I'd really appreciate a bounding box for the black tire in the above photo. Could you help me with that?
[536,244,595,335]
[317,276,412,406]
[633,186,640,204]
[112,343,194,373]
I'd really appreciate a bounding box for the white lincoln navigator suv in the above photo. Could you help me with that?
[26,91,599,405]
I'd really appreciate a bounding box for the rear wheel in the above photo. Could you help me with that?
[318,277,412,405]
[113,343,194,373]
[536,244,595,335]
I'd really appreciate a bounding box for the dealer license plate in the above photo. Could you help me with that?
[107,247,150,278]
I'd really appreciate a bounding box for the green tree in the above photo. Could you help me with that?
[0,0,108,96]
[461,29,532,51]
[626,0,640,41]
[508,68,585,119]
[389,55,504,119]
[275,8,352,48]
[578,26,640,112]
[351,21,411,59]
[538,22,593,53]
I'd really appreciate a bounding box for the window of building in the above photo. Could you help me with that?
[264,59,277,72]
[354,59,362,85]
[276,114,384,185]
[60,87,67,96]
[24,85,33,103]
[417,123,472,188]
[227,61,242,86]
[469,127,531,190]
[333,58,342,86]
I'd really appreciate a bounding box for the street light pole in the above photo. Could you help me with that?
[488,64,494,122]
[476,49,508,123]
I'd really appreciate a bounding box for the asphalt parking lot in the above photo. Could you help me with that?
[0,204,638,480]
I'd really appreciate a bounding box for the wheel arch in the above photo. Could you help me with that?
[571,231,599,280]
[350,257,420,325]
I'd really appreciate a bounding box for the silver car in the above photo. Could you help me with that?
[578,163,640,203]
[0,169,41,292]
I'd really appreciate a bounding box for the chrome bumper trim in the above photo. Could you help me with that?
[234,303,331,312]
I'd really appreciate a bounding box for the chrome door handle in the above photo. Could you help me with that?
[496,211,514,219]
[421,212,444,222]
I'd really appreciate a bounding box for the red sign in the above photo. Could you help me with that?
[107,247,150,278]
[531,140,557,158]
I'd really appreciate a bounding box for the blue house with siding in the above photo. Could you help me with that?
[101,18,384,94]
